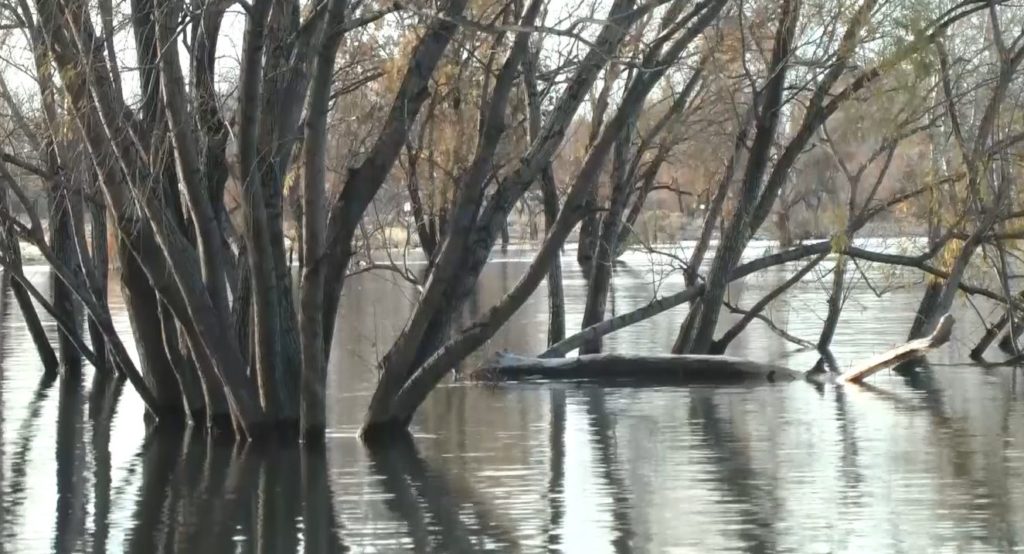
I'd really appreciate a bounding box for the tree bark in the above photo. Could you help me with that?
[49,170,83,377]
[365,0,544,427]
[319,0,469,362]
[0,182,58,377]
[816,254,846,350]
[300,0,349,440]
[87,190,109,372]
[119,242,188,419]
[360,0,728,436]
[393,0,664,371]
[680,0,802,354]
[579,118,636,354]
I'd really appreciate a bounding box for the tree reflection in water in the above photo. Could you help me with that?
[9,376,351,554]
[366,434,520,552]
[120,434,348,553]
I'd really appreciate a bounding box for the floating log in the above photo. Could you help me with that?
[840,314,955,383]
[472,314,955,386]
[471,352,804,384]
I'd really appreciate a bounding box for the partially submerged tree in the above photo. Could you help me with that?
[0,0,1022,447]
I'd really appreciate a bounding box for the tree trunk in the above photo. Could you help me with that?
[49,180,83,375]
[358,0,729,440]
[672,110,752,352]
[523,47,564,344]
[0,185,58,377]
[236,0,289,420]
[817,253,846,350]
[157,300,211,423]
[8,277,59,378]
[300,0,349,440]
[364,0,544,428]
[119,240,188,420]
[542,169,566,345]
[319,0,469,364]
[679,0,801,354]
[87,195,109,371]
[576,206,599,269]
[579,119,635,354]
[394,0,655,370]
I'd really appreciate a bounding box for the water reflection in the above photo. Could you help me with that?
[366,436,519,552]
[119,435,348,554]
[688,392,778,552]
[3,244,1024,552]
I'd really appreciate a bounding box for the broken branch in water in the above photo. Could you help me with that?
[840,314,955,383]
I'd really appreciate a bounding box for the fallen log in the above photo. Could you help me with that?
[473,314,955,386]
[840,314,954,383]
[471,352,804,384]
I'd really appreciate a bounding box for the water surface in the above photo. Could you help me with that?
[2,239,1023,552]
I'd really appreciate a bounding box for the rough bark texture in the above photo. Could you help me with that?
[119,243,188,419]
[87,192,108,372]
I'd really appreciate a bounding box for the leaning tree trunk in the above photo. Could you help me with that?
[360,0,731,436]
[678,0,801,355]
[118,239,189,420]
[0,186,59,377]
[395,0,655,371]
[364,0,545,429]
[817,253,846,350]
[474,352,802,383]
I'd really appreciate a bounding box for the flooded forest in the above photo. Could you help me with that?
[2,0,1024,551]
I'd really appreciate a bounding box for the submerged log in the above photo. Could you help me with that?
[472,352,804,384]
[841,314,954,383]
[474,314,955,386]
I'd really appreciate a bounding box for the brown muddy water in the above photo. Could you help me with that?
[1,239,1023,553]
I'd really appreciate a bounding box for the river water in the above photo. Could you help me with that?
[2,239,1023,553]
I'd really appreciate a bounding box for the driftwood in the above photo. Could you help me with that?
[840,314,955,383]
[474,314,955,386]
[472,352,804,384]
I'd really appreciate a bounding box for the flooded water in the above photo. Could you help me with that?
[2,239,1024,553]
